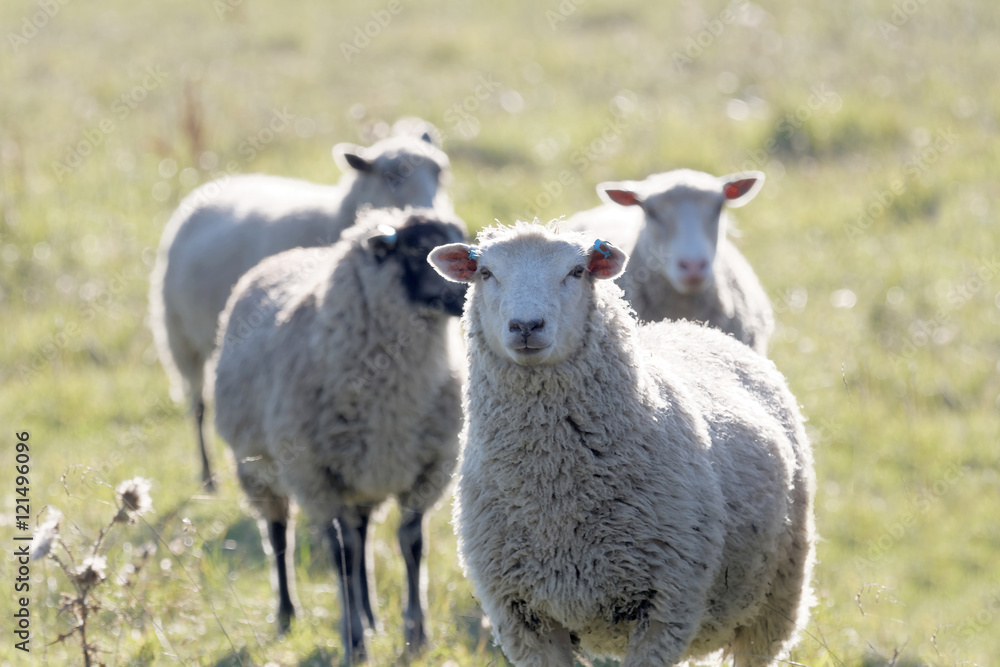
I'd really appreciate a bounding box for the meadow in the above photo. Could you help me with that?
[1,0,999,664]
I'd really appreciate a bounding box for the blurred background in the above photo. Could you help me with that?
[1,0,998,664]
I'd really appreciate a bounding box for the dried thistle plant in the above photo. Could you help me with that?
[32,474,156,667]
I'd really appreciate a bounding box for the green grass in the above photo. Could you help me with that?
[2,0,999,664]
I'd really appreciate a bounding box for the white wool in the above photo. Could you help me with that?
[439,222,814,667]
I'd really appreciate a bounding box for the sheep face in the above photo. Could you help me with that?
[430,226,626,366]
[598,169,763,296]
[366,213,468,316]
[334,135,451,210]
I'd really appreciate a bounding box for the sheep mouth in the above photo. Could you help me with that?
[672,275,714,295]
[507,343,551,363]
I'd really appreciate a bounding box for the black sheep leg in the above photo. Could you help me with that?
[329,516,367,661]
[398,509,426,651]
[356,507,377,631]
[195,398,215,492]
[267,520,296,634]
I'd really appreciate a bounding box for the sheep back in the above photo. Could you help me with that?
[155,174,351,371]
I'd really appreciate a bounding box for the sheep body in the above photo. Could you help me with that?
[148,131,451,488]
[212,209,467,657]
[565,168,774,354]
[432,223,813,666]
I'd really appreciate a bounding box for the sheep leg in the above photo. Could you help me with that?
[491,616,574,667]
[356,506,379,631]
[621,618,689,667]
[194,398,215,492]
[398,509,426,652]
[239,460,296,635]
[329,517,367,661]
[267,519,296,634]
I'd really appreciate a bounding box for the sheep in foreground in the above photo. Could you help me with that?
[212,208,467,659]
[429,222,815,667]
[565,169,774,354]
[149,127,451,490]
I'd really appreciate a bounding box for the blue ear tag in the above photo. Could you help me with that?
[593,239,611,259]
[468,247,480,260]
[376,224,397,245]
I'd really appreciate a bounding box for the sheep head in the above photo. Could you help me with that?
[335,134,451,211]
[429,222,626,366]
[598,169,763,295]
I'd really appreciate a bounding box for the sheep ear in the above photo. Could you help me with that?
[429,243,478,283]
[720,171,764,208]
[364,225,397,263]
[333,143,374,173]
[597,181,643,207]
[588,240,628,280]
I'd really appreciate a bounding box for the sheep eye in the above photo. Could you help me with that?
[479,267,492,280]
[569,265,586,278]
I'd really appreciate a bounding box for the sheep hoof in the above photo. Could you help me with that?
[277,607,294,636]
[343,642,367,665]
[403,619,426,654]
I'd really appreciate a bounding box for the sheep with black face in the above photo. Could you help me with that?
[211,208,467,660]
[149,123,452,490]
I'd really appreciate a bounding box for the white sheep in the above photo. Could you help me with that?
[211,207,467,659]
[565,169,774,354]
[429,222,815,667]
[148,129,451,490]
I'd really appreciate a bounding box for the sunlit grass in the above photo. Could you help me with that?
[2,0,999,664]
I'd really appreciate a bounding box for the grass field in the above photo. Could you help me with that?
[2,0,999,664]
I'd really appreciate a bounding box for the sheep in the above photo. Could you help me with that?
[148,127,452,491]
[565,169,774,354]
[429,221,815,667]
[211,207,468,659]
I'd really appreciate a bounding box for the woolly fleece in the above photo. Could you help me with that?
[149,135,451,410]
[212,211,464,525]
[451,223,814,666]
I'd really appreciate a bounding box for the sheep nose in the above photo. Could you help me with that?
[678,258,708,278]
[509,319,545,336]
